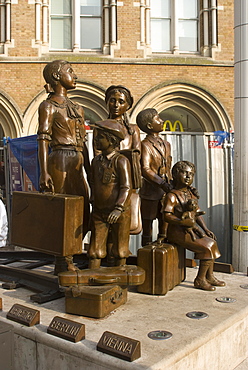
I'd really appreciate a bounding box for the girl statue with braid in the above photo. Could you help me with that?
[94,85,141,155]
[37,60,90,273]
[93,85,141,263]
[162,161,225,291]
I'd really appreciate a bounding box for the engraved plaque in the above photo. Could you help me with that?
[7,303,40,326]
[97,331,141,362]
[47,316,85,343]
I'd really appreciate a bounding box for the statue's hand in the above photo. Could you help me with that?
[107,209,122,224]
[161,182,173,193]
[205,229,217,240]
[156,236,165,244]
[39,174,54,193]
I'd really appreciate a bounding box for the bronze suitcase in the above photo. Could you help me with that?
[137,243,185,295]
[65,285,127,318]
[58,265,145,287]
[11,191,84,256]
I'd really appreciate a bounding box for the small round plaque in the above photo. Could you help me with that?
[148,330,173,340]
[216,297,236,303]
[186,311,209,319]
[240,284,248,289]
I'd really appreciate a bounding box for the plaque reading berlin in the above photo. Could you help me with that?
[47,316,85,343]
[97,331,141,362]
[7,303,40,326]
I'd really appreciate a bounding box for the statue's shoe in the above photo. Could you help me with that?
[207,277,226,287]
[194,278,216,291]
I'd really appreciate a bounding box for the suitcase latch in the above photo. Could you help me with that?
[110,291,123,304]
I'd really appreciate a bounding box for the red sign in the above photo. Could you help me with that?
[209,141,222,148]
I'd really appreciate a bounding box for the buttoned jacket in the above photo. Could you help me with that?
[139,134,172,201]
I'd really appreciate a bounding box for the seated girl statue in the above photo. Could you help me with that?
[161,160,225,291]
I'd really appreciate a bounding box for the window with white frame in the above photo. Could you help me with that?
[150,0,199,53]
[50,0,72,50]
[80,0,102,49]
[50,0,105,51]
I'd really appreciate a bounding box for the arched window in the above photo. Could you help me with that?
[160,106,203,132]
[131,83,232,133]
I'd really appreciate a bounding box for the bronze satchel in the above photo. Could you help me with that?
[130,191,142,235]
[119,149,142,189]
[119,149,142,235]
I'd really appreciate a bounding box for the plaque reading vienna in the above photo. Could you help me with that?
[47,316,85,343]
[97,331,141,362]
[7,303,40,326]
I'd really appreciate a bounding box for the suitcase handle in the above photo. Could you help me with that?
[89,277,120,285]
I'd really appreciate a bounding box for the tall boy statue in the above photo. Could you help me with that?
[136,108,172,246]
[88,120,132,268]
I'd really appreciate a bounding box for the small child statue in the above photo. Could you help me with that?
[136,108,172,246]
[88,120,132,269]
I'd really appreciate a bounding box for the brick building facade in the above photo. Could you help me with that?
[0,0,234,139]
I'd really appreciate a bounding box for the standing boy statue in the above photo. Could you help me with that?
[88,120,132,268]
[136,108,172,246]
[37,60,90,273]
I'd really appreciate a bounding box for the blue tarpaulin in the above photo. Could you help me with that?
[7,135,39,190]
[214,130,230,145]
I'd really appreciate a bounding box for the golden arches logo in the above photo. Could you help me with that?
[163,120,184,132]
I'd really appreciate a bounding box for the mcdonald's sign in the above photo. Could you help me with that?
[163,120,184,132]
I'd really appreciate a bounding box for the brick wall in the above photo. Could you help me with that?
[0,61,234,125]
[214,0,234,61]
[0,0,234,135]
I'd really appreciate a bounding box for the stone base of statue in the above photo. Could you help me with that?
[1,267,247,369]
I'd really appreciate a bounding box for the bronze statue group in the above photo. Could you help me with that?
[37,60,225,292]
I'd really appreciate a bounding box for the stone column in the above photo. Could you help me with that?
[35,0,41,44]
[42,0,48,46]
[233,0,248,272]
[172,0,179,54]
[5,0,10,43]
[73,0,80,51]
[202,0,209,56]
[103,0,110,54]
